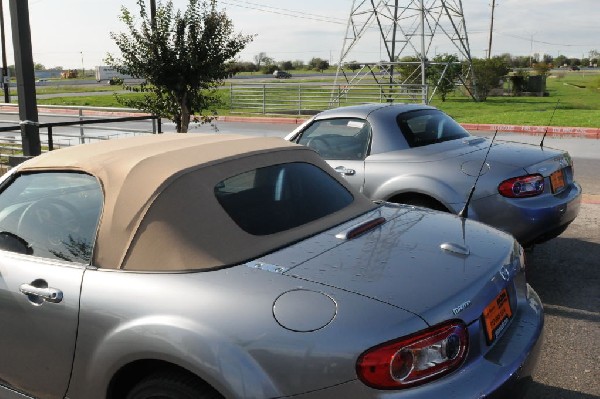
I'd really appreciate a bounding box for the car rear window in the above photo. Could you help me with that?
[397,110,469,147]
[215,162,353,235]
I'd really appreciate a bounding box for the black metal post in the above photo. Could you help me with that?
[9,0,40,156]
[0,0,10,103]
[47,125,53,151]
[150,0,156,29]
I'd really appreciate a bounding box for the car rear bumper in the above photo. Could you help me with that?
[286,285,544,399]
[473,182,582,245]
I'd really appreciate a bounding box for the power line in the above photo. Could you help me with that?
[495,31,592,48]
[220,0,346,25]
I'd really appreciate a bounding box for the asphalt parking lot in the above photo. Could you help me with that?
[469,133,598,399]
[524,201,599,398]
[207,123,600,399]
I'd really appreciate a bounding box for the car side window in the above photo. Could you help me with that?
[397,110,469,147]
[0,172,103,264]
[297,118,371,160]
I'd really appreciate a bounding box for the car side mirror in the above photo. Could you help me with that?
[0,231,33,255]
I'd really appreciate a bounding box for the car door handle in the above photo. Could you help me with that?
[335,166,356,176]
[19,284,64,303]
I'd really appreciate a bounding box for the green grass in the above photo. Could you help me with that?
[32,70,600,128]
[35,84,122,95]
[431,72,600,127]
[37,92,145,107]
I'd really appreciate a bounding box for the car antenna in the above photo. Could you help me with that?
[540,99,560,149]
[458,130,498,219]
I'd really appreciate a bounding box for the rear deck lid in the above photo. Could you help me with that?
[256,205,520,326]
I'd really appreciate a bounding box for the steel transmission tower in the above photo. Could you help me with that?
[333,0,476,104]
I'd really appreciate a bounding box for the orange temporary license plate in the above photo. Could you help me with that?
[550,169,565,193]
[482,288,513,344]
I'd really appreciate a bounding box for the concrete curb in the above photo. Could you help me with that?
[217,115,307,125]
[461,123,600,139]
[582,194,600,205]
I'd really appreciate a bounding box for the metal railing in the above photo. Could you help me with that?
[229,82,427,116]
[0,104,160,165]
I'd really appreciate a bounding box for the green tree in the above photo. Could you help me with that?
[346,61,361,71]
[254,52,269,69]
[395,56,421,84]
[471,57,509,101]
[280,60,293,70]
[308,57,329,72]
[428,54,460,102]
[291,60,305,69]
[532,62,551,76]
[107,0,253,132]
[554,55,568,68]
[262,64,278,74]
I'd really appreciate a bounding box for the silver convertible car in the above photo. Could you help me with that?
[0,134,543,399]
[286,103,582,246]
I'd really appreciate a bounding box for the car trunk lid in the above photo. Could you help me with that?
[254,205,520,327]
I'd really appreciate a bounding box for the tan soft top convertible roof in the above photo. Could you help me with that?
[20,134,374,271]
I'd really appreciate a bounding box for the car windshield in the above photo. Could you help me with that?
[397,110,470,147]
[296,118,371,160]
[215,162,354,235]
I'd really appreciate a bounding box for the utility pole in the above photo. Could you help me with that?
[9,0,40,156]
[487,0,496,59]
[150,0,156,28]
[420,0,426,104]
[0,0,10,103]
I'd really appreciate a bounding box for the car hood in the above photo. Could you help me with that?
[255,204,519,326]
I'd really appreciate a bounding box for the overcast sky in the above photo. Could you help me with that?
[7,0,599,69]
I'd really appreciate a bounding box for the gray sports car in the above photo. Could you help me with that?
[286,103,582,246]
[0,134,542,399]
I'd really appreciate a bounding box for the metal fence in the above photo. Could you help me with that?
[229,82,427,116]
[0,104,160,166]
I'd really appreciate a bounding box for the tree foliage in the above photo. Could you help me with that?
[533,62,552,76]
[554,55,568,68]
[428,54,461,102]
[280,61,293,70]
[471,57,510,101]
[308,57,329,72]
[107,0,253,132]
[395,56,421,84]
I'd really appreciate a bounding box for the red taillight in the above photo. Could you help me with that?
[498,174,544,198]
[356,321,468,389]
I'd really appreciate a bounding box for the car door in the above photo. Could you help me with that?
[0,257,85,399]
[295,117,369,192]
[0,171,102,399]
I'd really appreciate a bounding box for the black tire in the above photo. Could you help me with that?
[126,371,222,399]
